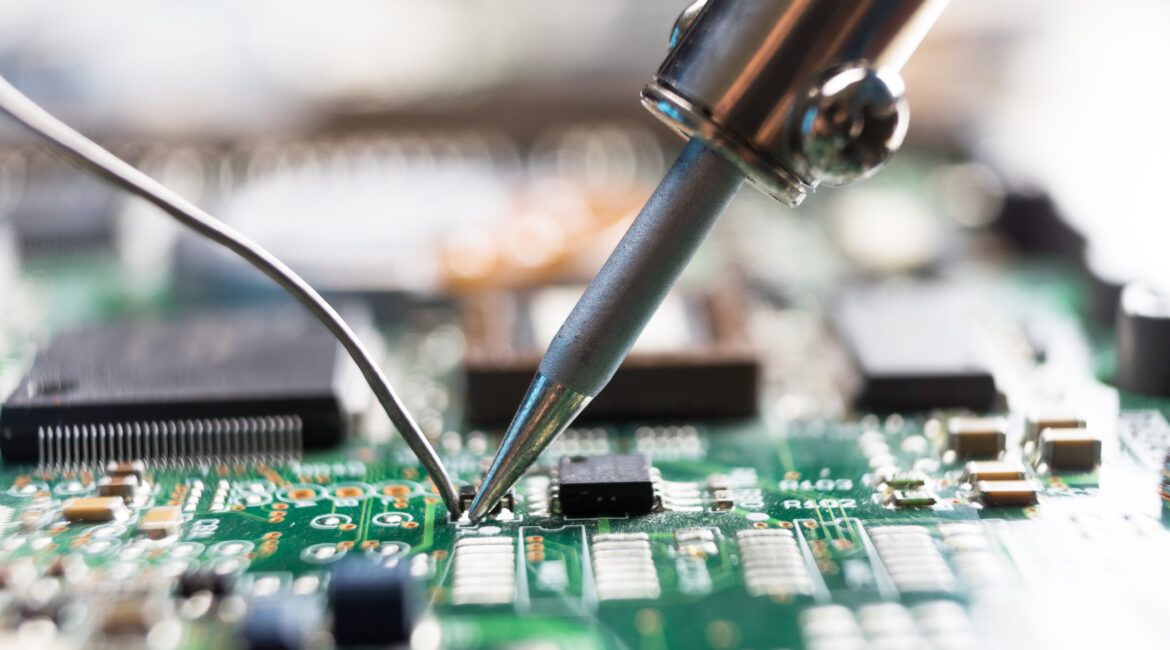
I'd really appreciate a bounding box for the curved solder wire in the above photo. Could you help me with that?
[0,76,462,516]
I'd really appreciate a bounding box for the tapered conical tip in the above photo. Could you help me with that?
[468,373,591,522]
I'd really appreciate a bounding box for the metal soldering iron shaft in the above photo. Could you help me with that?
[468,139,744,521]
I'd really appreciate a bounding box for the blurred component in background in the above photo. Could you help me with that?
[0,0,1166,379]
[173,127,662,301]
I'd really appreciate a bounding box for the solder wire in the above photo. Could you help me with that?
[0,76,462,516]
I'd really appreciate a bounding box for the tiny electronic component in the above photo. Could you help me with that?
[885,490,937,508]
[736,528,813,597]
[241,597,320,650]
[961,460,1027,483]
[63,496,128,523]
[711,489,734,511]
[878,469,929,489]
[592,532,661,601]
[138,506,183,540]
[869,526,956,593]
[458,485,477,513]
[328,559,418,645]
[177,570,234,599]
[97,475,141,503]
[1116,283,1170,397]
[458,485,513,517]
[975,480,1039,506]
[558,454,655,518]
[675,528,719,557]
[107,461,146,482]
[1024,412,1084,445]
[0,308,356,465]
[1038,428,1102,471]
[832,284,998,412]
[946,416,1006,459]
[461,285,759,423]
[450,536,516,605]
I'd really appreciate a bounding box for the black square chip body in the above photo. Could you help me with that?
[832,283,999,412]
[0,307,353,463]
[558,454,655,518]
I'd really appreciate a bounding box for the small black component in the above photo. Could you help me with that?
[832,284,998,412]
[993,188,1086,262]
[329,559,418,646]
[0,307,353,462]
[558,454,655,518]
[177,570,234,598]
[459,485,514,516]
[459,485,477,512]
[242,597,321,650]
[1117,284,1170,397]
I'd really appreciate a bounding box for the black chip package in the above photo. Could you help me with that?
[558,454,655,518]
[0,307,354,462]
[832,283,999,412]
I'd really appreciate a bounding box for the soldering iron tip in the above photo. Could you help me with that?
[467,373,591,523]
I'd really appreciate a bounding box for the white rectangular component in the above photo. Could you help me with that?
[868,525,956,593]
[591,532,660,600]
[736,528,813,597]
[451,535,516,605]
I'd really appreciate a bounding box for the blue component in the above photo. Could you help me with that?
[656,100,684,123]
[242,597,320,650]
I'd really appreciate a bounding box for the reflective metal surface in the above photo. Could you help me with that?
[791,65,909,187]
[643,0,948,205]
[468,373,591,522]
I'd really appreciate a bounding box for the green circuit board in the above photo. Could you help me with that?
[2,145,1170,650]
[1,252,1169,650]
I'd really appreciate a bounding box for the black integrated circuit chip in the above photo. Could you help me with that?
[462,285,759,424]
[0,307,355,463]
[557,454,655,518]
[832,283,999,412]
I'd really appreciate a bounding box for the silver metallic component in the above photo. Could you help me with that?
[668,0,709,49]
[36,416,303,472]
[644,0,947,205]
[467,373,590,522]
[535,140,743,399]
[0,76,462,517]
[789,65,909,187]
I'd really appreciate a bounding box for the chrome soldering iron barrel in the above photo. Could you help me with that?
[643,0,949,207]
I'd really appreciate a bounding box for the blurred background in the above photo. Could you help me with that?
[0,0,1166,343]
